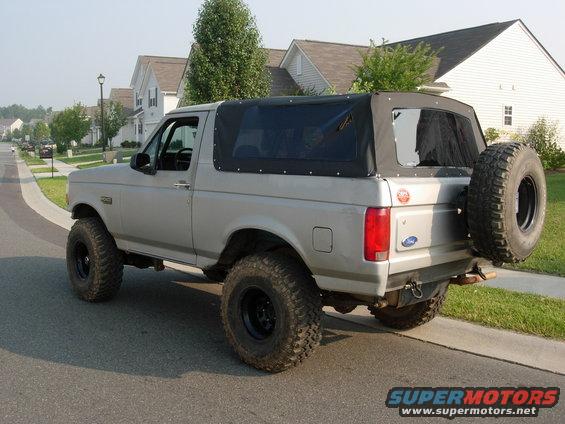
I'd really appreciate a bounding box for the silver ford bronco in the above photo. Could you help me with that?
[66,92,546,372]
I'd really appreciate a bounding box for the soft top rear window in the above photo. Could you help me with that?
[213,94,375,177]
[392,108,479,168]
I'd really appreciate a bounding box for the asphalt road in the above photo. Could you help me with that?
[0,143,563,423]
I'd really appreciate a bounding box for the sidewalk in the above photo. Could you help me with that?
[483,267,565,299]
[51,158,78,177]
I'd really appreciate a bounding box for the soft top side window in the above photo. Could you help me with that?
[392,108,479,168]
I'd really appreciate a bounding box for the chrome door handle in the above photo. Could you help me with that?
[173,182,191,189]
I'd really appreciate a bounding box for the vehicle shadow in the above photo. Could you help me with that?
[0,256,378,379]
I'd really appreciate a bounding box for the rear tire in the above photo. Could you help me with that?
[468,142,546,263]
[221,253,322,373]
[66,217,123,302]
[368,293,445,330]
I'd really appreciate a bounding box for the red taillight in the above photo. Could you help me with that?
[364,207,390,261]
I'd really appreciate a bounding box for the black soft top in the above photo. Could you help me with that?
[213,92,485,178]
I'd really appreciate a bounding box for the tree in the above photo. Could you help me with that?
[0,104,50,122]
[184,0,270,104]
[20,124,33,141]
[50,103,91,153]
[519,117,565,170]
[33,121,51,141]
[11,128,22,140]
[351,39,440,93]
[95,101,127,149]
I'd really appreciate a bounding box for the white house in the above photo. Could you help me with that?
[0,118,23,139]
[276,20,565,148]
[129,56,187,142]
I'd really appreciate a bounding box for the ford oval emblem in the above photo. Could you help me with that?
[402,236,418,248]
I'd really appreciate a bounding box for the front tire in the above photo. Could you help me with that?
[368,293,445,330]
[221,253,322,373]
[66,217,124,302]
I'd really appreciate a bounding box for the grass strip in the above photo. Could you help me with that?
[442,284,565,340]
[36,176,68,209]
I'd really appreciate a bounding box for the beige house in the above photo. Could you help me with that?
[0,118,23,139]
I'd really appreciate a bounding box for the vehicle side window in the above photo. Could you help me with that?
[141,132,161,172]
[157,118,199,171]
[392,108,479,168]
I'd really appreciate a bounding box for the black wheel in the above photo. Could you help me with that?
[221,253,322,373]
[468,142,546,263]
[66,217,124,302]
[368,293,445,330]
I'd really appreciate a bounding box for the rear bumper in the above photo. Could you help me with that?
[386,256,491,293]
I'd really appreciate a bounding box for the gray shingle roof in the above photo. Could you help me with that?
[387,20,518,79]
[294,20,519,92]
[267,66,300,96]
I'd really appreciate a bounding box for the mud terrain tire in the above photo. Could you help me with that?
[66,217,124,302]
[468,142,546,263]
[368,294,445,330]
[221,253,322,373]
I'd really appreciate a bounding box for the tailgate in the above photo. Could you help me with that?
[386,177,473,275]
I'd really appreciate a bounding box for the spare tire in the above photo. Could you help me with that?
[468,142,546,263]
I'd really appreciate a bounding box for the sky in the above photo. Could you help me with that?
[0,0,563,110]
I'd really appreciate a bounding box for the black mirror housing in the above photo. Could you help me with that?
[130,153,151,172]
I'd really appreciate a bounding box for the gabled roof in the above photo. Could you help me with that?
[150,59,187,92]
[266,48,286,67]
[267,66,300,96]
[130,55,187,89]
[387,20,518,79]
[0,118,22,126]
[109,88,133,108]
[283,20,521,92]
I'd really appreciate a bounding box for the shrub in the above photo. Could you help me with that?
[520,118,565,170]
[483,128,500,143]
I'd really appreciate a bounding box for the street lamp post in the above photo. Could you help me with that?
[97,73,106,151]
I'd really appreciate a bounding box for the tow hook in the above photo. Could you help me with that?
[405,280,423,299]
[450,266,496,285]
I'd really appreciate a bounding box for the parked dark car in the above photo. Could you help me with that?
[39,146,53,159]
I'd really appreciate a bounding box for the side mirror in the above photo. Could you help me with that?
[130,153,151,172]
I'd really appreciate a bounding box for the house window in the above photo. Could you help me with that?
[138,122,143,134]
[296,54,302,76]
[148,88,158,107]
[503,106,513,126]
[135,92,142,107]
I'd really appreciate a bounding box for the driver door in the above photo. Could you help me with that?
[120,112,207,264]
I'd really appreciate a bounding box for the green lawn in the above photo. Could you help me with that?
[31,167,58,174]
[77,161,109,169]
[58,149,138,165]
[19,150,46,166]
[512,173,564,276]
[442,284,565,340]
[59,153,103,164]
[36,176,68,209]
[54,147,103,158]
